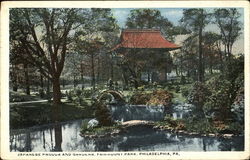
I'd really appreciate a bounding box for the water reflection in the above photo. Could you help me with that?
[10,119,244,152]
[52,123,62,151]
[108,105,166,121]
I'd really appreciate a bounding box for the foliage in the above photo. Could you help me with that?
[180,9,211,82]
[204,75,232,116]
[9,91,42,102]
[129,90,172,106]
[187,55,244,121]
[129,92,152,105]
[214,8,242,56]
[94,101,113,126]
[187,81,210,108]
[184,117,216,134]
[66,89,95,106]
[126,9,176,41]
[180,85,192,98]
[147,90,173,106]
[231,87,244,124]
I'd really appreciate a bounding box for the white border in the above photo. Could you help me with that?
[1,1,249,160]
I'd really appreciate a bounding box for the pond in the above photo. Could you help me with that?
[10,119,244,152]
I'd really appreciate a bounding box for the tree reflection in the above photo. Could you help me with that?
[25,130,31,151]
[52,122,62,151]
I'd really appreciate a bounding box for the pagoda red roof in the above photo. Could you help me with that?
[113,29,181,51]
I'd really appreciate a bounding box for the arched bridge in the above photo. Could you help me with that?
[98,90,126,104]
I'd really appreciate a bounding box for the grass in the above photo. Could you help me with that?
[10,91,43,102]
[10,101,94,129]
[80,123,122,136]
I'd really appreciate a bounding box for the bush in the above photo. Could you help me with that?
[181,85,191,98]
[204,75,232,120]
[147,90,173,106]
[129,90,173,106]
[184,117,215,134]
[94,101,113,126]
[81,119,90,133]
[66,89,93,106]
[231,87,244,124]
[188,82,210,109]
[129,92,152,105]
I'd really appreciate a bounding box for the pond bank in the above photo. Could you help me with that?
[80,119,242,139]
[10,119,244,151]
[10,101,94,129]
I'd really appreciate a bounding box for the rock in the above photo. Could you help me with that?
[208,133,216,137]
[223,134,233,138]
[87,119,99,129]
[122,120,153,127]
[178,130,184,133]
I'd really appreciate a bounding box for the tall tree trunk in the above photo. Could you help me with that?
[198,26,204,82]
[165,68,168,81]
[175,65,179,76]
[13,75,18,92]
[209,56,213,74]
[97,56,100,84]
[180,55,183,76]
[24,63,30,95]
[110,56,114,81]
[73,75,76,89]
[52,77,61,123]
[91,54,96,90]
[40,73,44,89]
[147,70,150,82]
[218,47,224,73]
[47,77,50,96]
[81,73,84,90]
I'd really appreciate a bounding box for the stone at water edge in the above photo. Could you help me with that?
[121,120,153,127]
[87,119,99,129]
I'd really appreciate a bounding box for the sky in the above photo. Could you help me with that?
[111,8,244,54]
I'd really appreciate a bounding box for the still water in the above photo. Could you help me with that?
[10,119,244,152]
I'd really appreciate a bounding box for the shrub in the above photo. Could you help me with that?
[181,85,191,98]
[83,89,94,98]
[81,119,90,133]
[94,101,113,126]
[184,117,215,134]
[129,90,173,106]
[188,82,210,109]
[231,87,244,124]
[147,90,172,106]
[129,92,152,105]
[204,75,232,120]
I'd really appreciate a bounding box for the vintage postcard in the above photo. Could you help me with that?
[1,1,249,160]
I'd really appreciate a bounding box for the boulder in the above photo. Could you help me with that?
[87,119,99,129]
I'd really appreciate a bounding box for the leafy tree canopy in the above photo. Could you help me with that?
[126,9,182,41]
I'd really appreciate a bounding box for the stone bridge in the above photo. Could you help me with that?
[98,90,126,104]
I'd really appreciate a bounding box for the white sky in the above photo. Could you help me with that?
[111,8,244,55]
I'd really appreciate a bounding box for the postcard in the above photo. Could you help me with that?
[1,1,249,160]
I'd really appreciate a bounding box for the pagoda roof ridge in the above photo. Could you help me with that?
[122,29,161,32]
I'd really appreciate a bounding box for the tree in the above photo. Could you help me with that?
[126,9,176,41]
[214,8,242,62]
[180,9,210,82]
[73,8,119,90]
[202,32,223,74]
[10,8,87,120]
[179,35,199,80]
